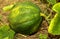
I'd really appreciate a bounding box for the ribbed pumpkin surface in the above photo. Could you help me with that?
[8,2,42,35]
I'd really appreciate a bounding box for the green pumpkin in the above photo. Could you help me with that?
[3,2,42,35]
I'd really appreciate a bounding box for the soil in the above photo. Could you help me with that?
[0,0,60,39]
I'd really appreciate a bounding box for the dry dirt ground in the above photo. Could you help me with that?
[0,0,60,39]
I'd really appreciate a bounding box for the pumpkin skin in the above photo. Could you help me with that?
[8,2,42,35]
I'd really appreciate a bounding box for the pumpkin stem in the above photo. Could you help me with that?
[3,4,14,11]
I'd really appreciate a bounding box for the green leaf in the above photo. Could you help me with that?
[39,33,48,39]
[8,30,15,39]
[0,24,15,39]
[47,0,56,4]
[4,37,9,39]
[52,3,60,13]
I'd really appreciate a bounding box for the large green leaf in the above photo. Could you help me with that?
[52,3,60,13]
[47,0,56,4]
[0,24,15,39]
